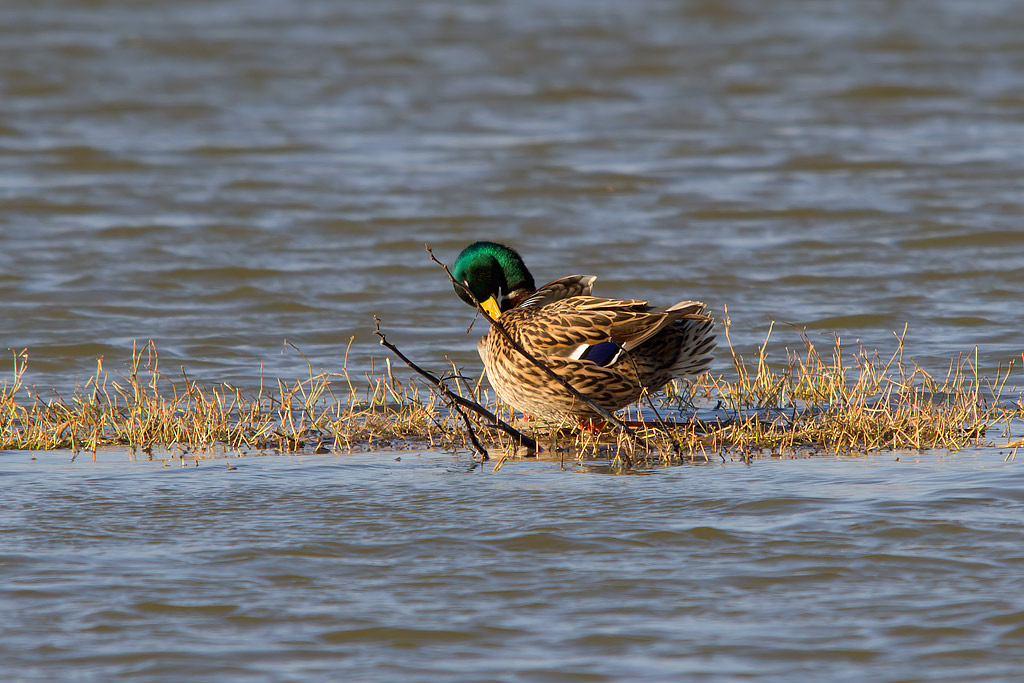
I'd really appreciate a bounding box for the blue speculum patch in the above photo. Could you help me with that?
[580,340,622,367]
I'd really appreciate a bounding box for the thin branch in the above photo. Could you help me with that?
[425,243,636,439]
[373,315,536,454]
[451,401,490,461]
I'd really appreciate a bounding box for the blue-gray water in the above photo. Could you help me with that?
[2,0,1023,390]
[3,0,1024,680]
[3,450,1024,682]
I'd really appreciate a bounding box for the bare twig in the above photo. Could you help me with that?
[451,400,490,461]
[373,315,536,454]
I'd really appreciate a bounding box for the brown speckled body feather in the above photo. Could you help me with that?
[479,282,716,423]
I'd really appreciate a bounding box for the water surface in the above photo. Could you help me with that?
[1,0,1023,392]
[3,1,1024,680]
[2,450,1023,681]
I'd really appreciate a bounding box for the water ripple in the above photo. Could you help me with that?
[3,0,1024,678]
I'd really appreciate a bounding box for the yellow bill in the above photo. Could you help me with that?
[480,295,502,320]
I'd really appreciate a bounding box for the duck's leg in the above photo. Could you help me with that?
[577,418,607,432]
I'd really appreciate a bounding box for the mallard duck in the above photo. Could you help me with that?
[452,241,716,423]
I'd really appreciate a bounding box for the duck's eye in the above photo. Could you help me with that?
[453,280,478,308]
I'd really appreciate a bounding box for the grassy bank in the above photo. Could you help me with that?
[3,324,1023,465]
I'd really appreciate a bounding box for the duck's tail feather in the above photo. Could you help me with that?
[668,303,717,377]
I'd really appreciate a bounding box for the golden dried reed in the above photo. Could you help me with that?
[2,322,1022,465]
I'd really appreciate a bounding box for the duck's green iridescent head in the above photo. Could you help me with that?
[452,241,536,318]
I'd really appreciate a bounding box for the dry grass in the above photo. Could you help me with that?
[1,340,479,457]
[664,315,1024,463]
[3,323,1023,467]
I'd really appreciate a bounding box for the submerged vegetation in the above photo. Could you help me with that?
[2,321,1023,468]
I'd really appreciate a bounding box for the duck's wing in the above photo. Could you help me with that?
[516,296,708,362]
[518,275,597,309]
[515,295,701,358]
